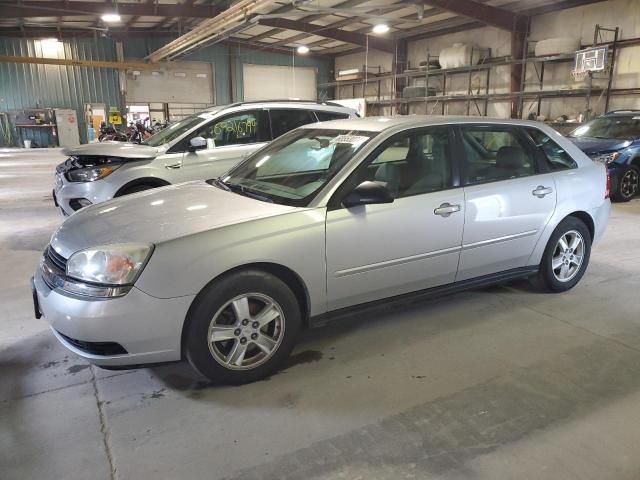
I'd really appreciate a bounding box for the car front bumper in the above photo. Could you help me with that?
[33,269,195,366]
[54,174,117,216]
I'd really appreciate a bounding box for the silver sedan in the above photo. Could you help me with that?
[33,116,611,384]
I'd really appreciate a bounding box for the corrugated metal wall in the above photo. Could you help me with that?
[0,37,121,146]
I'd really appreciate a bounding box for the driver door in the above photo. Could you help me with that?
[173,110,270,182]
[325,126,465,311]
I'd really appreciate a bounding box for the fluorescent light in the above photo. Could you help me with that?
[41,37,60,44]
[101,13,121,23]
[372,23,390,34]
[297,45,310,54]
[338,68,359,76]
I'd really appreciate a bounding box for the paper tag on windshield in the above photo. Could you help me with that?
[331,135,369,146]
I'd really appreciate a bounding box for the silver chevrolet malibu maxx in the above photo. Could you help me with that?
[33,116,611,384]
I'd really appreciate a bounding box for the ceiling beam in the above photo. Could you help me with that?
[422,0,526,31]
[248,0,374,43]
[0,1,222,19]
[256,17,396,53]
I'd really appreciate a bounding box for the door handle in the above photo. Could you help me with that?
[532,185,553,198]
[165,162,182,170]
[434,203,461,217]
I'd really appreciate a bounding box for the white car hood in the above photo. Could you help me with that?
[50,181,298,258]
[63,142,160,158]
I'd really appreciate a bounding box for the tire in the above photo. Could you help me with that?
[532,217,592,292]
[118,183,157,196]
[184,270,302,385]
[611,165,639,202]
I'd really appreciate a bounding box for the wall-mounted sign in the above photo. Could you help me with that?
[108,112,122,125]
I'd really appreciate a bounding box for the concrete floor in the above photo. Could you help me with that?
[2,149,640,480]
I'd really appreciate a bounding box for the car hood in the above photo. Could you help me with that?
[62,142,160,159]
[50,181,298,258]
[568,136,632,155]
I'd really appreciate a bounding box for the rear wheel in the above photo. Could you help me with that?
[612,165,639,202]
[533,217,591,292]
[185,270,301,385]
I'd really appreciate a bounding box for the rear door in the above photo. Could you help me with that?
[268,109,319,139]
[456,124,557,281]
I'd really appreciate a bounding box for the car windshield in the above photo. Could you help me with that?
[143,113,213,147]
[210,128,377,207]
[569,115,640,140]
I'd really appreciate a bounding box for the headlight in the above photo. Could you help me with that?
[66,164,121,182]
[590,152,620,164]
[66,243,153,291]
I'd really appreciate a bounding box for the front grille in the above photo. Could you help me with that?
[56,331,128,356]
[46,246,67,272]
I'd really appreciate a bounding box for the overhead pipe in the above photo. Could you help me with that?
[146,0,278,63]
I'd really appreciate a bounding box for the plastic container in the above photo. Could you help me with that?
[534,37,580,57]
[439,43,478,69]
[23,139,32,148]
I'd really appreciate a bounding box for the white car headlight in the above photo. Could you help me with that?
[66,243,153,288]
[590,152,620,164]
[66,164,121,182]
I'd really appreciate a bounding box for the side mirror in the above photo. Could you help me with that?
[342,181,394,208]
[188,136,207,153]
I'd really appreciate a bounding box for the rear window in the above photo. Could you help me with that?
[315,111,351,121]
[527,128,578,171]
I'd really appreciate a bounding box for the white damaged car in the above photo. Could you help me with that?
[53,101,356,215]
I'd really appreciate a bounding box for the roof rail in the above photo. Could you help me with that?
[605,109,640,114]
[221,99,350,109]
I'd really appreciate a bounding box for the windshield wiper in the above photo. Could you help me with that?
[209,177,230,191]
[221,179,273,203]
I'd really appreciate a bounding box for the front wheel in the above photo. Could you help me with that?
[185,270,302,385]
[118,183,157,196]
[532,217,591,292]
[612,165,639,202]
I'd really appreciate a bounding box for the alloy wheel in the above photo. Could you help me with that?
[551,230,585,283]
[207,293,285,370]
[620,168,639,199]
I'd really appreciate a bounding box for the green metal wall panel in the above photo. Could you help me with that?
[0,37,121,146]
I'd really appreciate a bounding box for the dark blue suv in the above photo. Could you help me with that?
[568,111,640,202]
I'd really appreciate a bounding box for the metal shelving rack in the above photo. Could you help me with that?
[319,25,631,119]
[519,24,620,121]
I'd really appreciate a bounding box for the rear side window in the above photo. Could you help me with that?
[526,128,578,171]
[315,111,351,121]
[269,109,317,139]
[460,126,536,185]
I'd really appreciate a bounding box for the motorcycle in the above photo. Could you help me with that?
[98,122,127,142]
[126,119,154,144]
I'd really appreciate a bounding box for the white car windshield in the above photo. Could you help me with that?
[211,128,377,206]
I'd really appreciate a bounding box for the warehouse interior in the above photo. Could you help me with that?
[2,1,640,479]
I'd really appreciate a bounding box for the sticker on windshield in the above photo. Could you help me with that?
[331,135,369,146]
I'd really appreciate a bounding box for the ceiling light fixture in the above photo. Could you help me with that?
[297,45,310,54]
[101,13,121,23]
[372,23,390,34]
[41,37,60,44]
